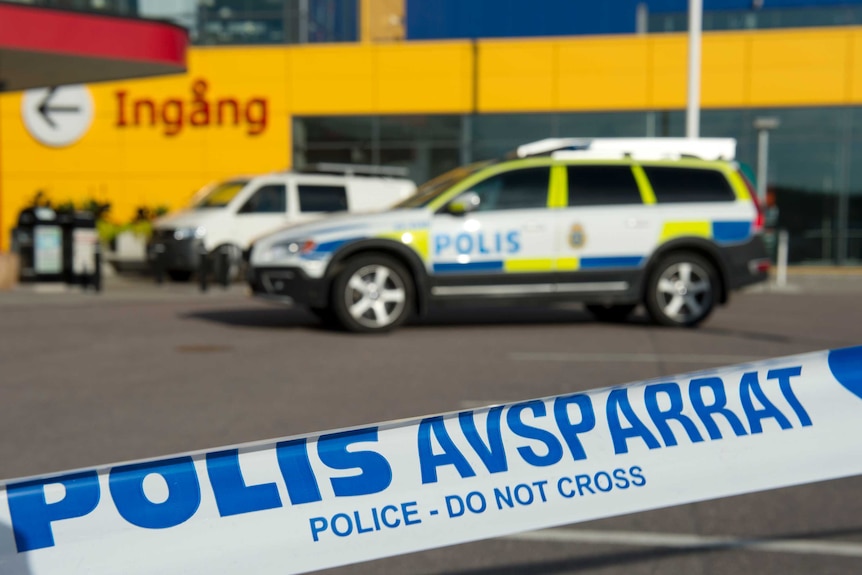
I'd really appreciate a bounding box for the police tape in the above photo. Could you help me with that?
[2,346,862,574]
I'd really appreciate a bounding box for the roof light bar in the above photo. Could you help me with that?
[515,137,736,161]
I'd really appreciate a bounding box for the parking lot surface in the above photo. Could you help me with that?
[1,274,861,574]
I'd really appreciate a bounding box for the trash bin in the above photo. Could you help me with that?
[13,207,64,283]
[59,210,100,289]
[12,207,101,289]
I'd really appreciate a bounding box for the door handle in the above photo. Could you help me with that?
[625,218,648,229]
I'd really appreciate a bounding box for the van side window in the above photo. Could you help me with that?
[238,184,287,214]
[298,185,349,212]
[471,167,550,212]
[644,167,736,203]
[567,166,642,206]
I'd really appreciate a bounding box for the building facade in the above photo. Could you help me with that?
[1,0,861,263]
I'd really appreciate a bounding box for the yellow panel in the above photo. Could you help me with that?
[660,221,712,242]
[375,42,473,113]
[556,38,650,110]
[289,45,376,114]
[504,258,554,272]
[749,29,849,106]
[377,229,429,259]
[556,257,580,271]
[649,35,687,108]
[701,33,748,107]
[479,40,556,111]
[632,165,656,205]
[0,47,290,250]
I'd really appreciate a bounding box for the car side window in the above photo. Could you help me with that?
[298,185,348,212]
[470,167,550,212]
[644,167,736,203]
[567,165,642,206]
[238,184,287,214]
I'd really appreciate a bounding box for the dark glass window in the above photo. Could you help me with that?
[298,185,348,212]
[470,167,550,211]
[238,184,287,214]
[644,167,735,203]
[567,166,642,206]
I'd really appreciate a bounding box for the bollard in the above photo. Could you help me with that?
[217,246,231,288]
[776,229,789,288]
[198,249,209,292]
[153,246,165,285]
[93,249,102,293]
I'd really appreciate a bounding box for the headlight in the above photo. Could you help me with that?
[258,239,316,263]
[173,226,206,240]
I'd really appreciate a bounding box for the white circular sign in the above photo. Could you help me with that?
[22,85,94,147]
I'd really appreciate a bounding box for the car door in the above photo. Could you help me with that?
[231,181,290,248]
[554,163,658,295]
[429,165,557,295]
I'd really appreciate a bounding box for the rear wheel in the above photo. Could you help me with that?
[586,303,636,323]
[331,254,413,333]
[645,252,717,327]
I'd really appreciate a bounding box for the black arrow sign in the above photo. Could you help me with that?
[37,87,81,129]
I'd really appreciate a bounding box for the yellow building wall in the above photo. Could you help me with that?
[2,27,862,250]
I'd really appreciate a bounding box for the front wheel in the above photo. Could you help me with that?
[645,253,718,327]
[331,255,414,333]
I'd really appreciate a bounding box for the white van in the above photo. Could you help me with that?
[147,164,415,281]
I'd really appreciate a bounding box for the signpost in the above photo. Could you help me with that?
[21,85,93,147]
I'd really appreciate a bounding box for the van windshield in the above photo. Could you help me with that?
[193,180,249,209]
[393,161,494,209]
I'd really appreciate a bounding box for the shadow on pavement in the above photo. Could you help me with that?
[0,521,31,575]
[183,305,625,331]
[436,524,862,575]
[183,307,319,330]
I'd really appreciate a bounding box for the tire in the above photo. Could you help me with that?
[586,303,636,323]
[330,254,414,333]
[167,270,192,282]
[645,252,718,327]
[213,244,244,283]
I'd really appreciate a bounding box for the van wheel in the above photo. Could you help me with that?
[331,255,413,333]
[645,252,717,327]
[213,244,244,283]
[586,303,636,323]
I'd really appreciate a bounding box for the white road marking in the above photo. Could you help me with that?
[509,352,763,364]
[507,528,862,558]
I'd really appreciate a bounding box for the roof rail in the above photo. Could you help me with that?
[300,163,410,178]
[514,137,736,161]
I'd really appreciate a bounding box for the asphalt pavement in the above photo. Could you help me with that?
[0,270,861,574]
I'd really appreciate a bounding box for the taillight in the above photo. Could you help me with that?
[738,169,765,233]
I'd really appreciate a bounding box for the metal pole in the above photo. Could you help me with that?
[636,2,649,35]
[776,229,789,287]
[298,0,309,44]
[756,128,769,206]
[686,0,702,139]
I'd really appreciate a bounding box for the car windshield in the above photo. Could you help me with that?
[393,161,495,209]
[192,180,249,208]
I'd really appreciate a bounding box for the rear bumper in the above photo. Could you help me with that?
[247,267,329,308]
[724,236,770,290]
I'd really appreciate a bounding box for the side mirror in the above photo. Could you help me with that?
[447,191,480,215]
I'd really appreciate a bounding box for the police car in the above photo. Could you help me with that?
[247,138,770,333]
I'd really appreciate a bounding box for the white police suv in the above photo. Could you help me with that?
[247,138,770,333]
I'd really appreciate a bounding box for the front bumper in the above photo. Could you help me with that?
[247,266,329,308]
[147,237,202,272]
